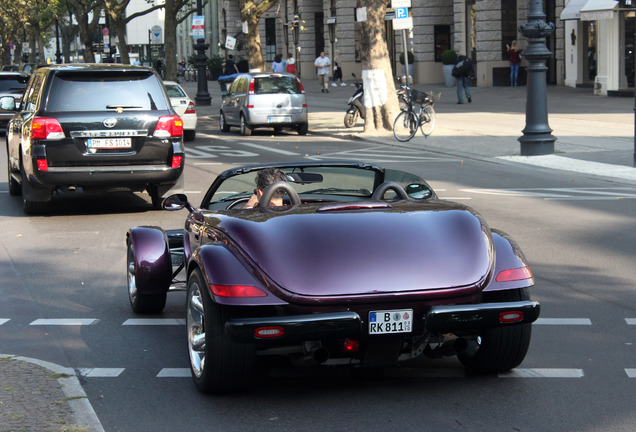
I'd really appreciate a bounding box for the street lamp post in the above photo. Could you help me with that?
[518,0,556,155]
[55,20,62,64]
[194,0,211,106]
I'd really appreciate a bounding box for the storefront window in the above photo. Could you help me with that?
[624,13,635,88]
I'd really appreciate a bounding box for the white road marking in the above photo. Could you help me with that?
[499,368,585,378]
[157,368,191,378]
[122,318,185,326]
[535,318,592,325]
[625,319,636,325]
[385,368,467,378]
[499,155,636,182]
[238,142,300,155]
[77,368,125,378]
[30,319,99,326]
[462,187,636,200]
[0,319,9,325]
[625,369,636,378]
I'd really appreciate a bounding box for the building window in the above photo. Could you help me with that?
[315,12,325,57]
[501,0,517,60]
[354,8,361,62]
[434,25,451,62]
[265,18,276,62]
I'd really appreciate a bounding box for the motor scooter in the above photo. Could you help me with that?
[344,73,364,128]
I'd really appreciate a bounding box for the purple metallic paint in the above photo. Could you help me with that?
[127,226,172,294]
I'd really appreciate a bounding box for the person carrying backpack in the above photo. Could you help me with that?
[452,54,474,104]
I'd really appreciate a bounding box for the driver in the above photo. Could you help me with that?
[243,168,287,208]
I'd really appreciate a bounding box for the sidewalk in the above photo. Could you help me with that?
[181,74,636,184]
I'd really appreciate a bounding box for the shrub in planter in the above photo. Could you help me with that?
[441,50,457,65]
[399,51,415,65]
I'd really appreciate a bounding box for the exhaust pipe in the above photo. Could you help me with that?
[312,346,329,364]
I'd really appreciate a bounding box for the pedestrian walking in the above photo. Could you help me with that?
[223,54,239,75]
[331,50,346,87]
[272,54,285,73]
[506,40,521,86]
[314,51,331,93]
[286,53,296,75]
[452,54,474,104]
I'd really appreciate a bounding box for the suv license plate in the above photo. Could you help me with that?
[87,138,132,149]
[268,116,291,123]
[369,309,413,334]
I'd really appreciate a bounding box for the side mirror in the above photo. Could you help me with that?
[162,193,194,212]
[0,96,16,111]
[406,183,433,200]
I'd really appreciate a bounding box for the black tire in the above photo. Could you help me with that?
[344,109,358,128]
[240,114,252,136]
[186,269,256,393]
[7,156,20,196]
[219,112,230,132]
[148,186,163,210]
[393,110,418,142]
[297,122,308,136]
[458,288,533,373]
[419,104,436,137]
[184,130,196,141]
[126,240,167,314]
[20,163,47,215]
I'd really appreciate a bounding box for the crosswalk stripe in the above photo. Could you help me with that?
[625,319,636,325]
[157,368,191,378]
[30,319,99,326]
[0,319,9,325]
[122,318,185,326]
[625,369,636,378]
[77,368,125,378]
[535,318,592,325]
[499,368,585,378]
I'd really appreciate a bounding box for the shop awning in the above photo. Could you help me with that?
[580,0,619,20]
[560,0,591,20]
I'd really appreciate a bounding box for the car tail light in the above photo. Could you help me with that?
[185,101,195,114]
[210,284,267,298]
[31,117,65,140]
[248,79,255,95]
[36,159,48,171]
[254,327,284,338]
[154,115,183,138]
[342,338,359,352]
[297,79,305,94]
[495,266,533,282]
[171,155,182,168]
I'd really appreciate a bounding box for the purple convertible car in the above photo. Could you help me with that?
[126,161,540,393]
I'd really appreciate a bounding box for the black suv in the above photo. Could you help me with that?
[3,64,185,214]
[0,72,29,133]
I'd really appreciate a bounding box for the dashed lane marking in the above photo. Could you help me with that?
[461,187,636,200]
[77,368,125,378]
[122,318,185,326]
[625,319,636,325]
[535,318,592,325]
[499,368,585,378]
[157,368,191,378]
[625,369,636,378]
[30,319,99,326]
[0,319,9,325]
[238,142,301,155]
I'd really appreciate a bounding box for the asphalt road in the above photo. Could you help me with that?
[1,117,636,431]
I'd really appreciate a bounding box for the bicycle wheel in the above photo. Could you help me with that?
[393,110,419,142]
[419,104,436,137]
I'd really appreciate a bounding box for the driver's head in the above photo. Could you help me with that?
[255,168,286,198]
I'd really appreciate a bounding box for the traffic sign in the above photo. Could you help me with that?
[391,0,411,7]
[395,7,408,19]
[103,27,109,36]
[393,17,413,30]
[191,15,204,38]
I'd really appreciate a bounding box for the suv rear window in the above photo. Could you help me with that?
[253,76,301,95]
[45,71,169,112]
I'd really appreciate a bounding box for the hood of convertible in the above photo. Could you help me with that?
[212,201,494,298]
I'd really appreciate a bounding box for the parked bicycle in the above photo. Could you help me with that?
[393,86,439,142]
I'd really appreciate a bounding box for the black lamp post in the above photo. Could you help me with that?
[55,20,62,64]
[194,0,211,106]
[518,0,556,155]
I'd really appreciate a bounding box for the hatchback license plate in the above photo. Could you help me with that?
[268,116,291,123]
[369,309,413,334]
[87,138,131,149]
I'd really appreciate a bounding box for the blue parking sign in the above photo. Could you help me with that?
[395,7,408,19]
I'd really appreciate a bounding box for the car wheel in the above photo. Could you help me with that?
[457,288,533,373]
[147,186,163,210]
[344,109,358,128]
[186,269,256,394]
[20,162,47,215]
[127,240,167,314]
[219,112,230,132]
[7,155,20,196]
[240,115,252,136]
[184,130,196,141]
[297,122,308,136]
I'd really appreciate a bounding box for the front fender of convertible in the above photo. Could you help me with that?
[127,226,172,295]
[191,244,288,307]
[483,229,535,292]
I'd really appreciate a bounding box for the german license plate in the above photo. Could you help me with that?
[268,116,291,123]
[369,309,413,334]
[87,138,131,149]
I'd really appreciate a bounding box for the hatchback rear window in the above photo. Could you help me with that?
[46,72,169,112]
[0,76,28,92]
[253,76,301,95]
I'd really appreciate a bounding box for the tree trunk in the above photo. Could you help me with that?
[358,0,399,133]
[163,0,178,80]
[112,16,130,64]
[239,0,279,72]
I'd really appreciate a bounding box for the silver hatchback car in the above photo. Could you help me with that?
[219,72,308,136]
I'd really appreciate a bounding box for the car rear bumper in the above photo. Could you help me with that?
[224,300,540,343]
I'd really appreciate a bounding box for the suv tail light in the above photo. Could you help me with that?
[154,115,183,138]
[31,117,65,140]
[185,101,196,114]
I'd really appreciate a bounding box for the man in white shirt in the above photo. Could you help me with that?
[314,51,332,93]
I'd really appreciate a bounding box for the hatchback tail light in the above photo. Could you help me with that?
[31,117,65,140]
[248,79,255,95]
[154,115,183,138]
[185,101,196,114]
[298,79,305,94]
